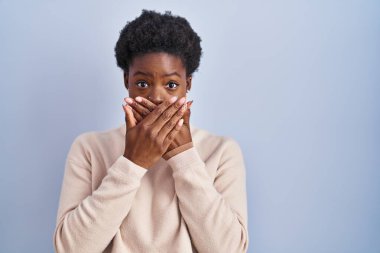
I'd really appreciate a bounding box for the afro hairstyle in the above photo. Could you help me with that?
[114,9,202,77]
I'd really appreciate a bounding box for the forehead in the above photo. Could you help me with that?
[130,52,186,75]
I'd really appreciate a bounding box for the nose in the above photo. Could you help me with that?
[147,86,167,105]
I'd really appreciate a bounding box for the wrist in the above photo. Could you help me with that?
[123,152,151,169]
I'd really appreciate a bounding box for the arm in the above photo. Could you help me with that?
[167,137,249,253]
[53,135,147,253]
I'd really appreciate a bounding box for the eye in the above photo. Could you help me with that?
[166,81,179,89]
[136,81,149,88]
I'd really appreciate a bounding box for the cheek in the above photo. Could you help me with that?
[163,88,186,100]
[174,84,187,96]
[176,90,187,98]
[127,87,146,98]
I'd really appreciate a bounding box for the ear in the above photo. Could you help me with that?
[186,75,192,92]
[123,72,129,90]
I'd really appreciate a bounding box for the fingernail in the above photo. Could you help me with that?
[125,97,133,104]
[178,118,184,127]
[135,96,142,102]
[170,96,178,103]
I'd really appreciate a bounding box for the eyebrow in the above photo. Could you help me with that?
[133,71,181,78]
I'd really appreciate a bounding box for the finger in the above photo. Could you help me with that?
[187,100,193,109]
[183,108,191,125]
[158,102,187,140]
[183,100,193,125]
[131,107,143,122]
[124,97,150,118]
[141,96,179,126]
[135,96,157,112]
[163,118,184,148]
[150,97,186,132]
[122,104,136,129]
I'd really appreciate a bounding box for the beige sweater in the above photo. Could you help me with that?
[53,123,249,253]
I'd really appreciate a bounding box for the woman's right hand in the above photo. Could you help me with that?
[122,96,187,169]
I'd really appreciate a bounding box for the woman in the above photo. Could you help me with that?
[54,10,249,253]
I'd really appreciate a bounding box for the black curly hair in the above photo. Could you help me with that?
[114,10,202,77]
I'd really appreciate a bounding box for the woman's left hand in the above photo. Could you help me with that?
[124,96,193,157]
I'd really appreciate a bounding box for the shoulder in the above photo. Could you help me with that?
[190,124,244,161]
[71,125,123,148]
[66,124,124,165]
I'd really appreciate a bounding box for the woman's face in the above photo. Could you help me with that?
[124,52,192,105]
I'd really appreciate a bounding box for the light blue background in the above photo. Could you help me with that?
[0,1,379,252]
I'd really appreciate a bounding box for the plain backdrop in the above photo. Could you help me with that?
[0,0,379,252]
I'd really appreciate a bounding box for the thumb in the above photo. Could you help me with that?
[122,104,136,129]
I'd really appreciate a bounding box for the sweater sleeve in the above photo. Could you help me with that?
[53,135,147,253]
[167,137,249,253]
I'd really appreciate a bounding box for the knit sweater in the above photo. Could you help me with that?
[53,123,249,253]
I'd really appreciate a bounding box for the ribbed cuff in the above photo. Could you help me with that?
[163,142,194,160]
[166,146,204,172]
[110,155,148,180]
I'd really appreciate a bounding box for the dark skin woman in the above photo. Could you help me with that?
[54,9,248,253]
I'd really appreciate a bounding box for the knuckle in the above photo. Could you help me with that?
[164,100,171,107]
[174,102,181,109]
[143,101,153,110]
[141,110,149,117]
[156,136,164,146]
[162,111,171,120]
[166,132,175,141]
[155,107,164,116]
[167,120,174,129]
[148,130,156,140]
[177,109,184,116]
[140,123,149,131]
[154,138,164,151]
